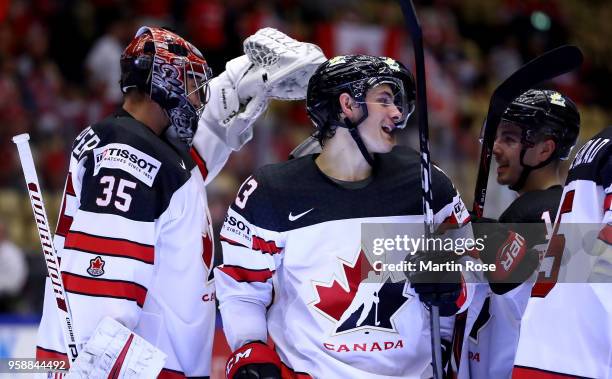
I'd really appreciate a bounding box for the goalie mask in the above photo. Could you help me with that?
[120,26,213,147]
[306,55,416,165]
[499,89,580,191]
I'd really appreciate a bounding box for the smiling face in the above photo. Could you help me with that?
[355,83,403,154]
[492,121,524,185]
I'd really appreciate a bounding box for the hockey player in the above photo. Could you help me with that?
[453,89,581,378]
[215,55,475,379]
[35,27,325,378]
[512,126,612,378]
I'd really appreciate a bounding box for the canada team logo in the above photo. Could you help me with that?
[310,250,412,335]
[87,256,105,277]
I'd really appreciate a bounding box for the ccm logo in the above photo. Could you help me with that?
[226,348,252,376]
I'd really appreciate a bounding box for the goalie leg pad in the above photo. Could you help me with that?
[65,317,166,379]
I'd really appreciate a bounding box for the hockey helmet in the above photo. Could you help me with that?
[307,55,416,134]
[501,89,580,160]
[120,26,213,147]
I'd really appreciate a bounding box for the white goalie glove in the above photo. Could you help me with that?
[200,27,326,150]
[65,317,166,379]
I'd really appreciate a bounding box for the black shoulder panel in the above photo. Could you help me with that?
[77,114,193,221]
[230,145,460,232]
[566,126,612,186]
[500,186,562,224]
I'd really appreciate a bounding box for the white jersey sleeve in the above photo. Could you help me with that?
[191,117,234,186]
[215,174,282,350]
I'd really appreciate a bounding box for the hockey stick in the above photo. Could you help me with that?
[473,45,583,216]
[12,134,79,364]
[397,1,442,378]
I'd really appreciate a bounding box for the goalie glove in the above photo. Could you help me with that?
[200,28,326,151]
[243,27,326,100]
[65,317,166,379]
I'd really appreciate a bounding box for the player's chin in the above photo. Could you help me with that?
[495,173,512,185]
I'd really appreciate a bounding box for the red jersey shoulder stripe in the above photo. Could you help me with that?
[252,235,282,255]
[190,147,208,182]
[64,231,154,264]
[219,265,274,283]
[62,272,147,307]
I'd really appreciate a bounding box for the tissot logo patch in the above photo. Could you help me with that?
[93,143,161,187]
[87,256,105,277]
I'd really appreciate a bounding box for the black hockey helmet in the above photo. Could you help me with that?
[501,89,580,160]
[500,89,580,191]
[307,55,416,142]
[306,55,416,166]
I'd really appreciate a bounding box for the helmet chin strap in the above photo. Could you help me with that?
[509,148,556,191]
[335,103,375,166]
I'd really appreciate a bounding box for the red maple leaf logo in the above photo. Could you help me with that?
[90,256,104,270]
[312,250,373,321]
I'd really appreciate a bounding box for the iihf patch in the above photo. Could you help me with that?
[87,256,105,277]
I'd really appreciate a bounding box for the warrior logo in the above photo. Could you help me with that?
[87,256,105,277]
[311,250,412,335]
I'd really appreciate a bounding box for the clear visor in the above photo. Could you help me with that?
[355,78,415,129]
[184,61,213,116]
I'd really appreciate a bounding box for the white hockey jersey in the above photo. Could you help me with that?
[215,146,474,378]
[36,109,231,378]
[513,127,612,378]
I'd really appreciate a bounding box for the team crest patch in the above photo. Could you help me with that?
[87,256,105,277]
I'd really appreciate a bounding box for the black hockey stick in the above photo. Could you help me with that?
[473,45,583,216]
[397,1,443,378]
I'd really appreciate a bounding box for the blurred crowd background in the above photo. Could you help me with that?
[0,0,610,315]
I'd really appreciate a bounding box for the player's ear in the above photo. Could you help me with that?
[537,138,557,163]
[339,93,356,118]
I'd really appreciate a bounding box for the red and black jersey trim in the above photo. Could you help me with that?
[219,265,274,283]
[56,200,73,237]
[220,235,249,248]
[512,365,594,379]
[62,272,147,307]
[65,173,76,196]
[252,235,283,255]
[190,147,209,182]
[36,346,69,363]
[158,367,209,379]
[280,361,313,379]
[64,231,154,264]
[598,224,612,245]
[604,193,612,212]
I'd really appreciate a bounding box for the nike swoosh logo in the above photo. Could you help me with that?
[179,160,186,170]
[288,208,314,221]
